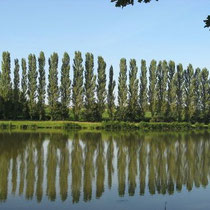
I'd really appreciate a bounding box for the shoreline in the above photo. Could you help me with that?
[0,121,209,131]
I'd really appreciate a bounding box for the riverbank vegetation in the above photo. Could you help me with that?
[0,51,209,124]
[0,121,209,131]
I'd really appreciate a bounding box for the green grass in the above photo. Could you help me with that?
[0,121,209,131]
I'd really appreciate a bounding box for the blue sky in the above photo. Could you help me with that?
[0,0,209,77]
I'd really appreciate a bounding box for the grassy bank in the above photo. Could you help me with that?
[0,121,209,131]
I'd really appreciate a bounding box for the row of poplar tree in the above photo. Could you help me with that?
[0,51,209,122]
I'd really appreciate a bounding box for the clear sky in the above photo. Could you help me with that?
[0,0,209,77]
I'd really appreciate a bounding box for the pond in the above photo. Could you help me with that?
[0,131,209,210]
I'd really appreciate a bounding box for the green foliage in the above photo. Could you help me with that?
[204,16,210,28]
[128,59,139,121]
[20,58,29,119]
[200,68,209,122]
[175,64,184,121]
[28,54,38,120]
[84,53,96,121]
[139,59,147,120]
[0,51,209,124]
[183,64,194,121]
[148,60,157,118]
[192,68,201,122]
[38,52,46,120]
[111,0,156,7]
[102,121,138,130]
[0,52,12,119]
[165,61,176,121]
[72,51,84,121]
[60,52,71,120]
[155,61,168,118]
[13,59,20,119]
[111,0,208,29]
[48,53,59,120]
[139,122,192,130]
[107,66,116,120]
[117,58,128,120]
[97,56,107,121]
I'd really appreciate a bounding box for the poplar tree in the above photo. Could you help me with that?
[0,52,12,119]
[0,71,2,119]
[139,59,147,120]
[118,58,128,120]
[148,60,157,118]
[60,52,71,120]
[183,64,194,122]
[207,78,210,123]
[84,53,96,121]
[48,53,59,120]
[175,64,184,121]
[166,61,176,121]
[20,58,28,119]
[28,54,37,120]
[192,68,201,121]
[128,59,139,121]
[107,66,116,120]
[13,59,20,119]
[97,56,107,121]
[37,52,46,120]
[156,61,168,119]
[72,51,84,121]
[200,68,209,122]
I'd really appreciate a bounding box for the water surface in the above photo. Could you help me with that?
[0,131,209,210]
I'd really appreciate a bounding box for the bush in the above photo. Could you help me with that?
[102,121,138,130]
[63,123,82,130]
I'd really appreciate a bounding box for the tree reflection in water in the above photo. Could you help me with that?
[0,131,209,203]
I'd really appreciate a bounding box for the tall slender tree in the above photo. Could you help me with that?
[28,54,38,120]
[37,52,46,120]
[0,71,3,119]
[200,68,209,122]
[72,51,84,121]
[128,59,139,121]
[107,66,116,120]
[13,59,20,119]
[183,64,194,122]
[166,61,176,121]
[192,68,201,121]
[48,53,59,120]
[20,58,28,119]
[97,56,107,121]
[175,64,184,121]
[139,59,147,120]
[148,60,157,118]
[156,60,168,119]
[84,53,96,121]
[118,58,128,120]
[60,52,71,120]
[0,52,12,119]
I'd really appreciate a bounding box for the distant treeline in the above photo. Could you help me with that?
[0,51,209,123]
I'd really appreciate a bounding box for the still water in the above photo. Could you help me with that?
[0,131,209,210]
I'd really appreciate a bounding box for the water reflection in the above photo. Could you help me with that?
[0,131,209,203]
